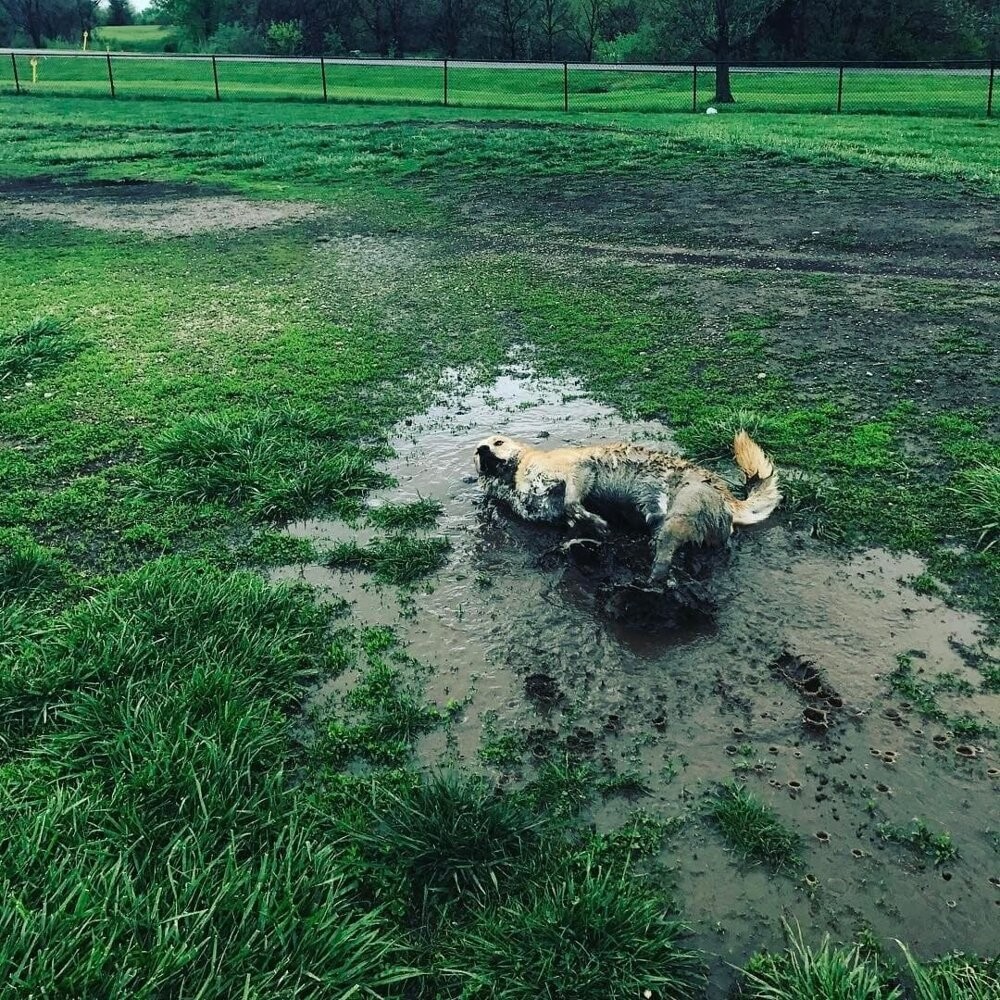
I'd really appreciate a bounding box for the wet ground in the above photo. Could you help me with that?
[273,365,1000,995]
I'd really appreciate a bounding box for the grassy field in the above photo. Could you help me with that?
[2,53,994,116]
[91,24,182,53]
[0,97,998,997]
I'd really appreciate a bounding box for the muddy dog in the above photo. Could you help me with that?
[474,431,780,585]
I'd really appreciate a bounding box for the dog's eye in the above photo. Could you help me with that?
[494,439,503,447]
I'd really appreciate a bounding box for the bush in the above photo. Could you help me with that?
[202,23,264,55]
[266,19,304,57]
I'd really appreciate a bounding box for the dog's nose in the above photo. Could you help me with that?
[476,444,491,457]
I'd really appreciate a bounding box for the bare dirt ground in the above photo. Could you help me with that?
[274,367,999,996]
[1,178,317,236]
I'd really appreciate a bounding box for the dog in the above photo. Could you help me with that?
[474,431,780,584]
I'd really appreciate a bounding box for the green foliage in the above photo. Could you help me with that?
[0,530,70,604]
[352,772,543,907]
[949,465,1000,550]
[0,561,414,996]
[877,818,959,866]
[367,497,443,530]
[326,534,450,586]
[897,943,1000,1000]
[266,19,304,56]
[740,921,901,1000]
[435,866,706,999]
[0,317,84,384]
[142,410,390,522]
[708,782,802,872]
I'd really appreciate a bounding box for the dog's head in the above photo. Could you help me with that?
[474,435,525,484]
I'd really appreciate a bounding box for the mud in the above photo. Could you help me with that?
[454,164,1000,282]
[0,178,316,236]
[273,366,998,995]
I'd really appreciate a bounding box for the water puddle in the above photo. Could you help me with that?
[272,364,998,994]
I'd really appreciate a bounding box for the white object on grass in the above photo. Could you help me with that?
[706,107,718,114]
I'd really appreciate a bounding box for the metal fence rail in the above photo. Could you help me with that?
[2,49,995,118]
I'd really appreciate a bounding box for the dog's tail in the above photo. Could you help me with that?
[728,431,781,526]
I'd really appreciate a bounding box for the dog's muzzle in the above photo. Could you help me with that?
[475,444,498,477]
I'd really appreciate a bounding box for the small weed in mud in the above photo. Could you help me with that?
[523,758,598,819]
[890,654,996,739]
[739,921,901,1000]
[0,316,84,383]
[877,818,958,866]
[708,782,802,873]
[479,716,527,769]
[353,771,543,907]
[367,497,443,530]
[897,943,1000,1000]
[318,659,441,766]
[434,866,706,1000]
[234,529,317,566]
[598,768,653,799]
[326,534,450,586]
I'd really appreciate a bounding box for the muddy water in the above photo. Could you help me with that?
[273,366,999,996]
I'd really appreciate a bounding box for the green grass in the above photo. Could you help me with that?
[3,56,992,118]
[740,922,901,1000]
[708,782,803,872]
[897,944,1000,1000]
[0,95,997,993]
[877,818,959,866]
[435,866,707,999]
[326,533,451,586]
[367,497,443,529]
[92,25,182,53]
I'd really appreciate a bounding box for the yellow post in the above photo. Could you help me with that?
[83,30,89,51]
[30,57,38,84]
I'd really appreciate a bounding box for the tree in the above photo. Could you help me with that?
[151,0,233,42]
[572,0,608,59]
[492,0,536,58]
[538,0,572,58]
[0,0,94,45]
[106,0,133,26]
[657,0,781,100]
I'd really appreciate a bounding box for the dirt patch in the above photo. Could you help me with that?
[454,164,1000,282]
[273,365,998,994]
[1,178,317,237]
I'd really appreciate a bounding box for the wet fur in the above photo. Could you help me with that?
[474,432,780,583]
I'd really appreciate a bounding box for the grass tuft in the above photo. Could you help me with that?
[367,497,443,530]
[436,865,706,999]
[897,942,1000,1000]
[326,533,450,586]
[949,465,1000,550]
[877,818,958,866]
[708,782,802,872]
[0,531,70,604]
[739,920,901,999]
[0,317,84,383]
[353,771,543,907]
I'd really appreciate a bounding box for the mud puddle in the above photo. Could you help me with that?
[1,178,316,236]
[272,364,998,995]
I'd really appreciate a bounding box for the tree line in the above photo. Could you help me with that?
[2,0,998,71]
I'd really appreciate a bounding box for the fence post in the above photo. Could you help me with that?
[988,60,995,118]
[837,65,844,113]
[321,56,328,102]
[443,58,448,106]
[106,53,115,98]
[563,62,568,111]
[10,52,20,94]
[692,63,697,112]
[212,55,220,101]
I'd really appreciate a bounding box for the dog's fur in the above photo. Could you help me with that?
[474,431,780,583]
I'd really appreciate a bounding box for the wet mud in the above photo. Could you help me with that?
[273,365,999,995]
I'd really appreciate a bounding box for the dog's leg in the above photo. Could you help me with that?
[649,481,732,584]
[564,475,609,535]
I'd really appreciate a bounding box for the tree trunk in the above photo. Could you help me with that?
[713,0,735,102]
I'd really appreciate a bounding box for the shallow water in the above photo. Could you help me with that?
[272,364,999,994]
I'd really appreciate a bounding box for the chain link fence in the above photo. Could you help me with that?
[2,50,995,118]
